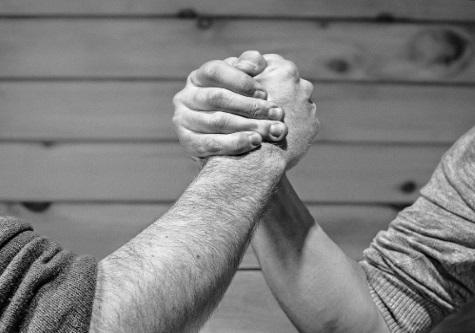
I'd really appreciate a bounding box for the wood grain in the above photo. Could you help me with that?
[1,0,475,21]
[0,143,447,202]
[1,82,474,143]
[0,203,397,264]
[204,272,475,333]
[202,271,297,333]
[1,21,474,82]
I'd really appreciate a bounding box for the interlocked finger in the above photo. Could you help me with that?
[178,129,264,158]
[180,110,288,142]
[189,60,266,98]
[181,87,284,120]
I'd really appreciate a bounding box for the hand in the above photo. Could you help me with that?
[173,51,288,161]
[255,54,319,170]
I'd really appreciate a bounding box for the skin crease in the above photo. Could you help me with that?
[173,50,391,333]
[89,52,318,333]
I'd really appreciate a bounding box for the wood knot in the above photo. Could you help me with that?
[327,59,350,74]
[400,181,417,194]
[22,202,52,213]
[42,142,55,148]
[409,28,472,74]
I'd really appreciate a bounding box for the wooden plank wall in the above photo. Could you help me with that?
[0,1,474,331]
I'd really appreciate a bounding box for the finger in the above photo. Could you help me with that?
[178,129,263,158]
[189,60,267,99]
[182,87,284,120]
[300,78,315,101]
[234,50,267,77]
[224,57,238,66]
[181,110,288,142]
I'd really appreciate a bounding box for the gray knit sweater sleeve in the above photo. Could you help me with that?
[0,215,96,332]
[361,125,475,333]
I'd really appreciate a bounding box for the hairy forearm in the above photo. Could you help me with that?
[252,176,390,333]
[90,144,285,333]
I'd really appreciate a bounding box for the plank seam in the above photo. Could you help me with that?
[0,77,474,88]
[0,15,474,25]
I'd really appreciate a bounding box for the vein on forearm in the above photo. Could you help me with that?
[90,145,285,333]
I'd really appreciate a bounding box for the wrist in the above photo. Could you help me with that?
[207,142,286,175]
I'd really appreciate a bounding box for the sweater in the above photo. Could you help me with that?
[0,215,96,332]
[361,125,475,333]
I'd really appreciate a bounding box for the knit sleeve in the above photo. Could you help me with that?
[360,126,475,333]
[0,215,97,333]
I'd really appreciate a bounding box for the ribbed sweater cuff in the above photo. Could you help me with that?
[360,261,445,333]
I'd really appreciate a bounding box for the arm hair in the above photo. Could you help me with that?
[89,145,285,333]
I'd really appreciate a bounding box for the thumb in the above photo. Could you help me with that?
[234,50,267,77]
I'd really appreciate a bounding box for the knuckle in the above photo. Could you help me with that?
[248,101,261,118]
[209,113,230,131]
[206,89,225,108]
[172,91,184,106]
[192,146,208,158]
[171,112,182,127]
[233,135,251,154]
[203,137,222,154]
[223,91,234,107]
[281,61,299,78]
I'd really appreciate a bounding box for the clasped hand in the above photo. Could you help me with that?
[173,51,320,170]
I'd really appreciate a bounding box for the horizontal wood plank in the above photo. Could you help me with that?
[1,21,474,82]
[1,0,475,22]
[203,271,297,333]
[0,143,447,202]
[0,203,398,265]
[206,272,475,333]
[1,82,474,143]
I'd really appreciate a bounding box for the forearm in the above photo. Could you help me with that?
[252,176,389,333]
[89,144,285,333]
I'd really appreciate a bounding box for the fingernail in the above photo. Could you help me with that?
[236,60,258,72]
[270,124,285,138]
[249,133,262,146]
[268,107,282,120]
[253,90,267,99]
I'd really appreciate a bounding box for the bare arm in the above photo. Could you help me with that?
[89,52,317,333]
[252,176,390,333]
[172,51,390,332]
[90,145,286,333]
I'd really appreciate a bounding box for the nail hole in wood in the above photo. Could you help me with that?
[42,141,55,148]
[400,181,417,194]
[22,202,52,213]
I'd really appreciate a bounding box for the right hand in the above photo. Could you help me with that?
[173,51,288,162]
[254,54,319,170]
